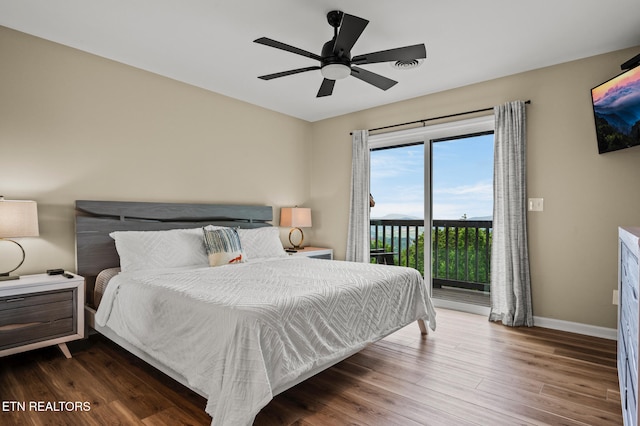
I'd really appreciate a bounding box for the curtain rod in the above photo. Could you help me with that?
[359,100,531,135]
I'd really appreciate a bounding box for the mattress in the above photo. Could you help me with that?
[95,257,436,425]
[93,267,120,308]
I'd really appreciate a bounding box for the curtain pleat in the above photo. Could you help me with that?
[346,130,370,263]
[489,100,533,327]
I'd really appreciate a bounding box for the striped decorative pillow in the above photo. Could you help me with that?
[203,227,245,267]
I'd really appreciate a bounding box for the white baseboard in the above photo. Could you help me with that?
[432,299,617,340]
[532,315,617,340]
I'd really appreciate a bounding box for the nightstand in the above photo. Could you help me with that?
[0,273,85,359]
[289,246,333,260]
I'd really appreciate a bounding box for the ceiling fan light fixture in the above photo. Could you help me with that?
[321,64,351,80]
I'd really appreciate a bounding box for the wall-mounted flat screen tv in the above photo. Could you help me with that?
[591,65,640,154]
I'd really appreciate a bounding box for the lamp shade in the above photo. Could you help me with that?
[0,198,39,238]
[280,207,312,228]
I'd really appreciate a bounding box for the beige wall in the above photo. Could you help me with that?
[2,25,639,330]
[309,46,640,329]
[0,27,312,275]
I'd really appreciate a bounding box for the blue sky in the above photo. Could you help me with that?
[370,134,494,220]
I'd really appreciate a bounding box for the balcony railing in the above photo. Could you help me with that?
[370,219,492,293]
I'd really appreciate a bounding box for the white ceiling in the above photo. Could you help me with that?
[1,0,640,122]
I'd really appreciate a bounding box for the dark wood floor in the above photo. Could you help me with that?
[0,308,621,425]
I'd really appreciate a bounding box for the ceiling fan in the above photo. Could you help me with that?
[254,10,427,98]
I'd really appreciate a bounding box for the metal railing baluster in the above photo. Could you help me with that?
[370,219,492,292]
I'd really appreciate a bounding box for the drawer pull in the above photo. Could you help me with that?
[4,297,25,303]
[0,321,45,332]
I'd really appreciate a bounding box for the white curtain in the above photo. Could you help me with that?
[489,100,533,327]
[346,130,370,263]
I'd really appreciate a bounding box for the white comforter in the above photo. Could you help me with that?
[95,257,436,425]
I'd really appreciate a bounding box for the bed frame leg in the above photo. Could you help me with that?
[417,319,428,335]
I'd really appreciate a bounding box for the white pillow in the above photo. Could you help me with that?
[109,228,209,272]
[237,227,287,260]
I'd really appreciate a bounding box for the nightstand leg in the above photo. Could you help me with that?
[57,343,72,359]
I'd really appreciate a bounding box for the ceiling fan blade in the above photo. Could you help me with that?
[316,79,336,97]
[258,66,321,80]
[351,66,397,91]
[254,37,322,61]
[352,44,426,65]
[333,13,369,55]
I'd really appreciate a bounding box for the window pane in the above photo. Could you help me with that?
[370,144,424,220]
[370,144,424,272]
[432,133,494,220]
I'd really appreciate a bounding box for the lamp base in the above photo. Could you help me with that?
[288,227,305,250]
[0,238,26,280]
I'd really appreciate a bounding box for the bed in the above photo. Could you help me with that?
[75,200,436,425]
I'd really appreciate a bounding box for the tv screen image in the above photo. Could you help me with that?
[591,65,640,154]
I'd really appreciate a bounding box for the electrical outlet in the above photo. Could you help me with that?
[613,289,619,305]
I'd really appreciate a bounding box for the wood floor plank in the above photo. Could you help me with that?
[379,330,617,400]
[321,365,498,426]
[477,377,623,425]
[1,349,81,425]
[35,350,114,408]
[269,383,370,426]
[540,383,622,415]
[373,338,548,394]
[253,397,306,425]
[82,400,146,426]
[346,358,580,426]
[301,367,436,426]
[73,340,177,420]
[349,344,488,390]
[336,353,548,426]
[86,336,211,424]
[0,308,621,425]
[142,406,207,426]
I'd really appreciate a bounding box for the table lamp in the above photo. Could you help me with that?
[0,197,39,281]
[280,207,312,249]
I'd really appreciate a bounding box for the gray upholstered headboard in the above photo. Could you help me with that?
[75,200,272,304]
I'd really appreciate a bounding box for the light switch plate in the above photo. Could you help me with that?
[528,198,544,212]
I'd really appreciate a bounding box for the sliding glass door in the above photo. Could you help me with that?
[369,115,494,313]
[431,133,493,309]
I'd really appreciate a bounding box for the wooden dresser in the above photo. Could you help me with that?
[618,226,640,426]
